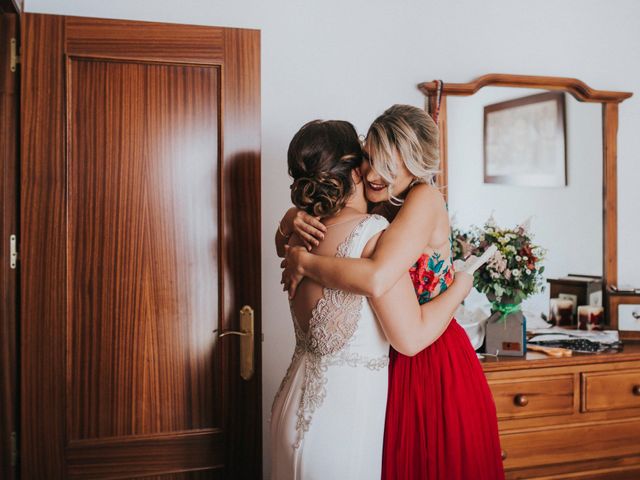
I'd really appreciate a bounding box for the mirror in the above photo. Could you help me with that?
[446,86,603,319]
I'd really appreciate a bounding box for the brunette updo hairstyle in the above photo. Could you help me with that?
[288,120,363,218]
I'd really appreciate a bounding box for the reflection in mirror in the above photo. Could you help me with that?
[447,87,602,320]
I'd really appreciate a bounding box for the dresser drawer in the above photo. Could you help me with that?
[489,375,574,420]
[500,418,640,471]
[582,369,640,412]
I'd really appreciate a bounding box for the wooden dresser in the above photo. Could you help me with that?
[482,342,640,479]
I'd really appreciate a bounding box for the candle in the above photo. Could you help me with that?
[577,305,604,331]
[550,298,575,326]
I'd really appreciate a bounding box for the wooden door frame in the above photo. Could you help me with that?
[418,73,632,327]
[0,1,21,14]
[0,9,20,480]
[20,13,261,478]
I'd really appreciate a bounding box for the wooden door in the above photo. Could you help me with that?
[20,14,261,479]
[0,9,19,480]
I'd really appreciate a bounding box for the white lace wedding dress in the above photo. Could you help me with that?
[270,214,390,480]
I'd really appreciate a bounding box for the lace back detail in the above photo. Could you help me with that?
[306,216,372,355]
[273,215,390,449]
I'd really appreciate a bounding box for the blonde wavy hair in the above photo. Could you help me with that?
[366,104,440,205]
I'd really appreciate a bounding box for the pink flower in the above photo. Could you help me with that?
[488,250,507,273]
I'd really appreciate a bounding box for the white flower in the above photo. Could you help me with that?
[523,256,528,260]
[516,255,522,261]
[525,268,532,275]
[512,269,521,278]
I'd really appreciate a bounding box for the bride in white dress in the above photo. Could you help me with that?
[270,120,477,480]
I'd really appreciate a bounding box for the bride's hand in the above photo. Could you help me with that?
[288,209,326,251]
[281,245,308,299]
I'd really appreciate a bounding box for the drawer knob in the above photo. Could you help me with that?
[501,449,507,461]
[633,385,640,396]
[514,394,529,407]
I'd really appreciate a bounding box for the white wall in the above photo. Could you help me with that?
[25,0,640,476]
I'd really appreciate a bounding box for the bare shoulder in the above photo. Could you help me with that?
[404,183,446,212]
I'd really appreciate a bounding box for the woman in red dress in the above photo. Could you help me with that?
[281,105,505,479]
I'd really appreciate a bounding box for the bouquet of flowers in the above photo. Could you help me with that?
[472,217,546,305]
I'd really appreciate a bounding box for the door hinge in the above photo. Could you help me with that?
[10,38,21,73]
[10,234,18,269]
[10,431,17,467]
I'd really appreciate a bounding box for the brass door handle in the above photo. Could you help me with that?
[219,306,255,381]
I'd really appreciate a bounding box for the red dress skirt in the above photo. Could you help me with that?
[381,253,505,480]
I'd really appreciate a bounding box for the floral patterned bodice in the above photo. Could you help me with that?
[410,247,455,305]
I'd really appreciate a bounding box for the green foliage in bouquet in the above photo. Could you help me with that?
[452,218,547,304]
[473,219,546,304]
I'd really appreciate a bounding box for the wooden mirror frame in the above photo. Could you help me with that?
[418,74,632,328]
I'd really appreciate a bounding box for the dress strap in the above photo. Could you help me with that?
[341,214,389,259]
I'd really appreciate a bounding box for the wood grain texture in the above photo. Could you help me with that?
[129,472,225,480]
[488,375,574,420]
[419,73,633,103]
[221,27,262,480]
[582,369,640,412]
[484,348,640,478]
[67,57,219,441]
[508,457,640,480]
[529,464,640,479]
[66,16,225,64]
[603,102,619,325]
[20,13,67,479]
[21,13,261,478]
[482,341,640,372]
[500,418,640,470]
[0,12,18,480]
[66,430,223,479]
[0,1,20,14]
[427,94,448,199]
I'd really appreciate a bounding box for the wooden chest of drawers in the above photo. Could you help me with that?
[482,342,640,479]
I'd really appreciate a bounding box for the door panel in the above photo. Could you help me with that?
[21,13,260,479]
[129,471,225,480]
[68,58,219,440]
